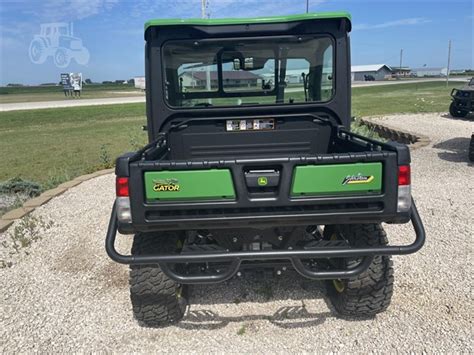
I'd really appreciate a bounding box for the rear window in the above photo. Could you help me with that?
[162,35,334,108]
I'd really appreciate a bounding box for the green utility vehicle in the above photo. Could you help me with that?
[105,12,425,327]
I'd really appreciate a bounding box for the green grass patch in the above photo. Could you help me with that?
[351,81,458,117]
[0,83,143,103]
[0,103,147,184]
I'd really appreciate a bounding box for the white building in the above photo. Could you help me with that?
[134,76,145,90]
[411,67,448,77]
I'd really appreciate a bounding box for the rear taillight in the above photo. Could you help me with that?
[116,177,131,223]
[397,165,411,213]
[116,177,129,197]
[398,165,411,186]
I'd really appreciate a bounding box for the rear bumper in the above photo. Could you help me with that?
[105,198,425,284]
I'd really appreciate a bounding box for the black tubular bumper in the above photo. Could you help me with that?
[105,198,425,284]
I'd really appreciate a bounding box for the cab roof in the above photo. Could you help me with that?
[144,11,351,31]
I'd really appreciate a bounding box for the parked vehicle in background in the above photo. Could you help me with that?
[449,77,474,118]
[364,74,375,81]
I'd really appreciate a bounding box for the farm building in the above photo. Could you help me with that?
[411,67,448,77]
[351,64,392,81]
[180,71,261,89]
[391,67,412,78]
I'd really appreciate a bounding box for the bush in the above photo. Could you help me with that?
[0,178,42,197]
[351,119,386,141]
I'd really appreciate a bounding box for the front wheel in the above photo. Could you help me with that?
[449,101,468,118]
[129,232,187,327]
[324,224,394,317]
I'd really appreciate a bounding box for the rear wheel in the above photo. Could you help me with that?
[129,232,187,327]
[449,101,468,118]
[324,224,394,317]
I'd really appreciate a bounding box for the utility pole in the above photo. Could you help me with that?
[398,49,403,80]
[446,40,451,87]
[201,0,206,18]
[306,0,309,13]
[201,0,212,102]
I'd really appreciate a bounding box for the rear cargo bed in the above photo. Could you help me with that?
[116,126,411,233]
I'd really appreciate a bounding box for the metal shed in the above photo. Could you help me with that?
[351,64,392,81]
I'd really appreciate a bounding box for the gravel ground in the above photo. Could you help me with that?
[1,113,472,352]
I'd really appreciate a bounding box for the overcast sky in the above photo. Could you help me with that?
[0,0,472,85]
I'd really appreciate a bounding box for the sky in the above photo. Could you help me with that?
[0,0,472,85]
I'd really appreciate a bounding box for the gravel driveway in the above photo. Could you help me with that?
[1,113,472,352]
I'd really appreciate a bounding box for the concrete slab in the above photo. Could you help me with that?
[23,195,52,208]
[41,187,68,197]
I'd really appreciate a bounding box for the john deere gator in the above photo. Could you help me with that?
[105,12,425,327]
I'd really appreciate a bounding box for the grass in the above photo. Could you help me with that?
[0,83,143,104]
[352,81,459,117]
[0,103,147,183]
[0,81,456,191]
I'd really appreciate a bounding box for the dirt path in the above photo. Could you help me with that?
[1,113,472,352]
